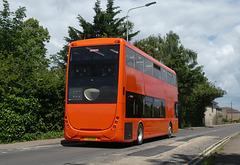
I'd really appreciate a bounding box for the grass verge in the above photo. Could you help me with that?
[202,146,224,165]
[0,131,64,144]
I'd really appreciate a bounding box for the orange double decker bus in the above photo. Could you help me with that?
[64,38,178,144]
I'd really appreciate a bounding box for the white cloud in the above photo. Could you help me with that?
[235,25,240,34]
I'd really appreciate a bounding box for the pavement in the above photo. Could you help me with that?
[214,133,240,165]
[0,138,64,150]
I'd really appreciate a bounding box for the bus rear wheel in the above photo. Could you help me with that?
[136,123,143,145]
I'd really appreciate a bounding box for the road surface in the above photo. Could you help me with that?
[0,124,240,165]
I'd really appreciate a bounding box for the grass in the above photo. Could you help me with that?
[202,146,224,165]
[203,132,240,165]
[28,131,64,140]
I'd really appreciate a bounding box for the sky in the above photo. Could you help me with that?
[1,0,240,110]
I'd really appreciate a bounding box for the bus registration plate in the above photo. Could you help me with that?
[84,137,98,141]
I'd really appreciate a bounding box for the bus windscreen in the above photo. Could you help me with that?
[68,44,119,103]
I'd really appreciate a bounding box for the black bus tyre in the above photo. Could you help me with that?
[136,123,143,145]
[168,123,172,138]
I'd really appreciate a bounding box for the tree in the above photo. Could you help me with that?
[52,0,139,70]
[0,1,50,97]
[134,31,226,127]
[0,0,64,142]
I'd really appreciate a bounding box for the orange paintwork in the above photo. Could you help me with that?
[67,104,117,130]
[65,38,178,143]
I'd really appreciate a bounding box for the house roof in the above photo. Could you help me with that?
[221,107,240,113]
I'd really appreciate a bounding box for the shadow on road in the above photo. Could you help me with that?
[215,153,240,164]
[146,154,195,165]
[143,135,176,144]
[61,140,134,149]
[61,135,176,149]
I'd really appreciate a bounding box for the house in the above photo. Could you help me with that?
[221,107,240,121]
[203,101,222,126]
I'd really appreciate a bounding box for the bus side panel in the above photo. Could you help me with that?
[104,102,125,142]
[171,118,178,133]
[143,73,167,99]
[142,119,169,139]
[125,67,144,94]
[117,39,126,104]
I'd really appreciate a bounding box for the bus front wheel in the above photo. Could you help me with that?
[136,123,143,145]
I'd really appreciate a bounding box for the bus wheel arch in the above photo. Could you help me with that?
[135,122,144,145]
[168,122,172,138]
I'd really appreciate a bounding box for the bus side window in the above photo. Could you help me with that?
[135,94,144,117]
[167,71,173,85]
[175,102,179,118]
[144,58,153,76]
[153,64,161,80]
[161,69,166,82]
[126,91,167,119]
[126,47,135,68]
[173,74,178,87]
[160,100,166,118]
[126,92,144,118]
[135,53,144,72]
[153,98,161,118]
[126,92,135,118]
[144,96,153,118]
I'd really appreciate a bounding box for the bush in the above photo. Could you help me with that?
[222,118,228,123]
[0,95,45,143]
[233,119,240,123]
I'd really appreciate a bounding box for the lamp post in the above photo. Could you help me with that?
[126,2,156,42]
[231,102,233,123]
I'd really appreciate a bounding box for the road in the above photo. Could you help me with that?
[0,124,240,165]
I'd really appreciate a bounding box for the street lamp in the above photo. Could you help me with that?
[126,2,156,42]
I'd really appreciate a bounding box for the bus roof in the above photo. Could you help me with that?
[70,38,176,75]
[125,40,176,75]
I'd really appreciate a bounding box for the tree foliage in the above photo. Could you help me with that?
[0,0,64,143]
[134,31,226,127]
[52,0,139,70]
